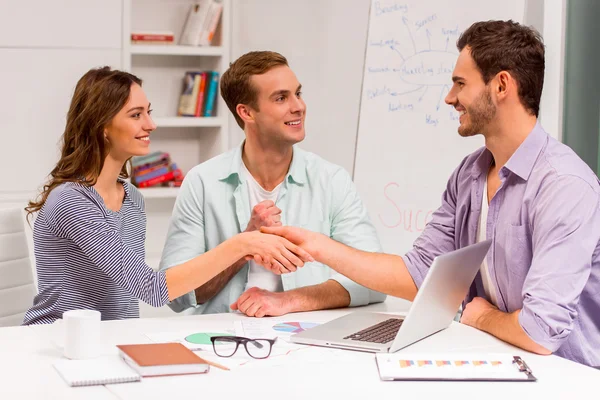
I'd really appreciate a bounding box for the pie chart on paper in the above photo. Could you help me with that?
[184,332,233,345]
[272,322,320,334]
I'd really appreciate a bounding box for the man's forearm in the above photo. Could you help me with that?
[283,279,351,313]
[314,237,417,301]
[195,258,247,304]
[476,308,552,355]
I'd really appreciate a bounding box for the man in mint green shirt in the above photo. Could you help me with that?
[159,51,385,317]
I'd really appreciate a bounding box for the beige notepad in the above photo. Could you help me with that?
[54,356,141,387]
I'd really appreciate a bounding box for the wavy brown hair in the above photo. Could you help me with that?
[26,66,142,219]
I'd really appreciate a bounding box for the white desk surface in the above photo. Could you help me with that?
[2,299,597,399]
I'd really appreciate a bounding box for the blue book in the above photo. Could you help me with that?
[203,71,219,117]
[135,166,170,183]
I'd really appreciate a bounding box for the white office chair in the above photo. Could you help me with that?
[0,208,36,327]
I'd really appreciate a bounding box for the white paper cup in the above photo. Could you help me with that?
[62,309,101,360]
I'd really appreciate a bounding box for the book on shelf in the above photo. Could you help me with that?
[180,0,223,46]
[194,72,208,117]
[198,1,223,46]
[117,343,210,377]
[135,166,170,183]
[202,71,219,117]
[135,162,168,177]
[131,152,184,188]
[177,71,202,116]
[137,167,183,189]
[131,31,175,45]
[177,71,219,117]
[131,151,171,174]
[179,0,212,46]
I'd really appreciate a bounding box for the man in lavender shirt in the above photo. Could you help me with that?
[263,20,600,368]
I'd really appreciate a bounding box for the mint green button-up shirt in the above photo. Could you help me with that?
[159,142,386,314]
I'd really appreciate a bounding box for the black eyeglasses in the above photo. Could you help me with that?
[210,336,277,359]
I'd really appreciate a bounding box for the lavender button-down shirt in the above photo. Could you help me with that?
[402,123,600,367]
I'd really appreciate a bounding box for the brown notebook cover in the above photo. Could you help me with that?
[116,343,210,377]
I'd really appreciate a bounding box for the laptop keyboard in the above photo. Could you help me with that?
[343,318,404,344]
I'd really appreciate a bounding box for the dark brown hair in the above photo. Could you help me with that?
[457,20,545,117]
[220,51,288,129]
[26,66,142,218]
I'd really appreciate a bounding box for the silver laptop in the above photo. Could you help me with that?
[291,240,492,353]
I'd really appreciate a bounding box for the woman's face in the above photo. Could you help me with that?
[105,83,156,160]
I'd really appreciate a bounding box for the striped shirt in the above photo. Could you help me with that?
[23,180,169,325]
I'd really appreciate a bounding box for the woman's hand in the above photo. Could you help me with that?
[260,225,324,259]
[239,231,314,274]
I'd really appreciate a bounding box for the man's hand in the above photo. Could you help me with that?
[245,200,281,232]
[260,225,324,258]
[240,231,313,274]
[460,297,498,329]
[230,287,290,318]
[460,297,552,355]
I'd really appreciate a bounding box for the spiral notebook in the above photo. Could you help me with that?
[54,356,141,387]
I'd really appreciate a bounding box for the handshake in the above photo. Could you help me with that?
[240,200,319,274]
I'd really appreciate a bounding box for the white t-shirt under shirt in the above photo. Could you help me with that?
[477,175,499,306]
[240,161,284,293]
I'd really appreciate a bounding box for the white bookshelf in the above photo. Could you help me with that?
[130,45,224,56]
[154,116,224,128]
[137,187,180,199]
[123,0,231,200]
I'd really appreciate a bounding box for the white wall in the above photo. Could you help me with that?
[525,0,567,141]
[230,0,371,175]
[0,0,123,206]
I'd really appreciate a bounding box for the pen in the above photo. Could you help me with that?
[206,359,230,371]
[197,356,230,371]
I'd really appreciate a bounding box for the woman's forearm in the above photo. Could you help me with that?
[165,234,248,301]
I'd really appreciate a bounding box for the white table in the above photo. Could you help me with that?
[2,299,598,399]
